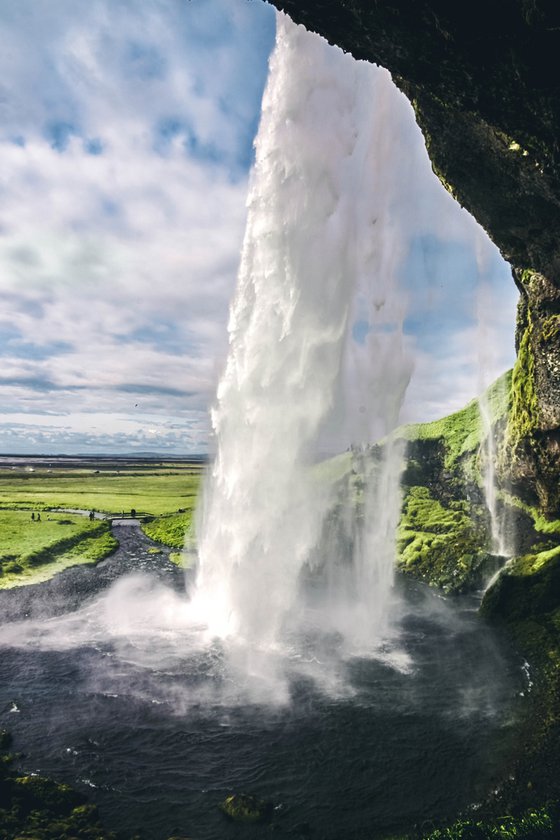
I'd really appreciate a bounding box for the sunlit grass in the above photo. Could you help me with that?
[0,510,117,588]
[0,468,202,516]
[0,462,203,586]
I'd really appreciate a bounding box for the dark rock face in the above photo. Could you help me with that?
[504,268,560,512]
[270,1,560,278]
[270,0,560,514]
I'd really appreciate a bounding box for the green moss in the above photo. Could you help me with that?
[168,551,194,569]
[507,310,539,448]
[518,269,537,289]
[499,491,560,536]
[397,486,491,592]
[219,793,272,823]
[481,544,560,626]
[540,315,560,343]
[13,775,85,815]
[0,734,119,839]
[398,804,557,838]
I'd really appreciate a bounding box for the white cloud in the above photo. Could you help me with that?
[0,1,519,454]
[0,0,275,453]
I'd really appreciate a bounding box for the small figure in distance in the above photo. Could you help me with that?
[37,513,41,522]
[130,508,136,519]
[89,510,95,521]
[31,512,35,521]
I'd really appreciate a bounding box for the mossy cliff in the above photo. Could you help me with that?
[393,371,525,593]
[385,372,560,835]
[269,0,560,520]
[504,268,560,515]
[479,543,560,815]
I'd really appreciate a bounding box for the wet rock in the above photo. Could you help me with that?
[219,792,273,823]
[166,836,194,840]
[13,774,86,816]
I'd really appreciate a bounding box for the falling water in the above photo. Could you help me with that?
[479,387,513,559]
[474,235,515,562]
[191,15,413,656]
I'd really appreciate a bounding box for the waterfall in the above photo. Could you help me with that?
[191,14,412,655]
[479,391,508,558]
[474,236,515,562]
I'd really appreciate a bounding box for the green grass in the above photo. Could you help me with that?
[0,510,117,588]
[0,463,202,586]
[141,511,194,548]
[0,468,201,516]
[395,370,512,471]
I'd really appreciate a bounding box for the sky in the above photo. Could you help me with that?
[0,0,518,455]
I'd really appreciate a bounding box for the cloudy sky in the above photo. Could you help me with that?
[0,0,517,455]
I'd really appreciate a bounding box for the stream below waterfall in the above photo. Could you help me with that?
[0,523,525,840]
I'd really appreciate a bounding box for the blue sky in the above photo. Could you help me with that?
[0,0,517,454]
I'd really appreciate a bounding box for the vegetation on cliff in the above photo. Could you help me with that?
[391,372,512,593]
[390,369,560,835]
[506,303,539,450]
[396,486,492,592]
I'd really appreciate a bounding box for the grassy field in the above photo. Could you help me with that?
[0,458,204,586]
[0,510,118,588]
[0,468,201,516]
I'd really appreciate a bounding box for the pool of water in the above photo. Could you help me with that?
[0,525,523,839]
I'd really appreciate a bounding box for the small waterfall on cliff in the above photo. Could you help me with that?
[191,15,412,660]
[478,388,513,559]
[475,237,515,562]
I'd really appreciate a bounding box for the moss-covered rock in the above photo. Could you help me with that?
[481,546,560,624]
[397,485,494,593]
[0,733,121,839]
[398,803,558,838]
[390,373,525,591]
[219,792,273,823]
[480,537,560,812]
[12,775,86,816]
